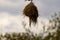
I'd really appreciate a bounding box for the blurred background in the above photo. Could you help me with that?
[0,0,60,40]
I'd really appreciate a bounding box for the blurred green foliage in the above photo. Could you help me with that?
[0,13,60,40]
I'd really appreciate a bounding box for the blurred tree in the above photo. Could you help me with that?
[45,13,60,40]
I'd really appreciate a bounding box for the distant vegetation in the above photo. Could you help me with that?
[0,13,60,40]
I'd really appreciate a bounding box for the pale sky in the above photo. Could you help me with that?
[0,0,60,34]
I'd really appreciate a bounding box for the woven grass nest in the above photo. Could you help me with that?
[23,2,38,26]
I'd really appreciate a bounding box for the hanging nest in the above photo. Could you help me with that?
[23,2,38,26]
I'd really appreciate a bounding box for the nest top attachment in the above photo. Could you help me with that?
[25,0,33,2]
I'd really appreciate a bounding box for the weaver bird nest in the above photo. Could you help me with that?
[23,2,38,26]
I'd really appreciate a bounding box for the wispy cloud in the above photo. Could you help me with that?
[0,12,49,34]
[0,0,60,34]
[0,0,30,8]
[0,0,60,17]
